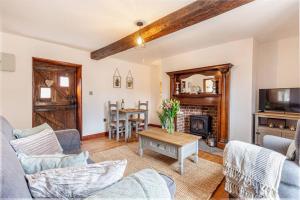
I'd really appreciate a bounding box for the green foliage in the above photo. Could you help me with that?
[161,99,180,119]
[157,99,180,133]
[157,111,167,128]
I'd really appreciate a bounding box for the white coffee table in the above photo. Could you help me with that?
[137,128,201,175]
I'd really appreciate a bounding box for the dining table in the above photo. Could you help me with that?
[119,108,148,141]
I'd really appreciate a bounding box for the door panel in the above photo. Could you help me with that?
[33,59,80,132]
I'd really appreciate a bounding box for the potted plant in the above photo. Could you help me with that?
[160,99,180,134]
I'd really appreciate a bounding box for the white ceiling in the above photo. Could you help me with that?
[0,0,194,50]
[115,0,299,65]
[1,0,299,65]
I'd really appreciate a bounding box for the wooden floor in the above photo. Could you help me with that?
[82,135,228,200]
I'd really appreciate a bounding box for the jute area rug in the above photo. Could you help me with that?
[90,143,224,200]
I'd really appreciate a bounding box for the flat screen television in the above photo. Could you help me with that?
[259,88,300,113]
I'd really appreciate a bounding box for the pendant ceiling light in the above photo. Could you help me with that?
[136,21,145,48]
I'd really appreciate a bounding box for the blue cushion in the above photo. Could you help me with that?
[18,151,89,174]
[13,123,53,139]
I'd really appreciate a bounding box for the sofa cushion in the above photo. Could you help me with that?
[86,169,171,200]
[13,123,52,139]
[18,151,89,174]
[279,181,300,199]
[0,116,15,141]
[280,160,300,187]
[10,128,63,155]
[26,160,127,198]
[0,133,32,198]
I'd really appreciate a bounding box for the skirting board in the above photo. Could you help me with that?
[82,132,108,141]
[148,124,162,128]
[82,124,161,141]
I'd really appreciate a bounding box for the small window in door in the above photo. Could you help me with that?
[40,87,51,99]
[60,76,69,87]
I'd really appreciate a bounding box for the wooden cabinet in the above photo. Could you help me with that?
[254,112,299,145]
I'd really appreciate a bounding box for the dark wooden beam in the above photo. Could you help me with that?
[91,0,254,60]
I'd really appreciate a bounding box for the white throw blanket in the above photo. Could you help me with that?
[223,141,286,199]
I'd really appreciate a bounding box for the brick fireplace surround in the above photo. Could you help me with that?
[176,105,218,136]
[167,63,232,148]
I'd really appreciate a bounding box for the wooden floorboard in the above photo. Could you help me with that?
[82,135,228,200]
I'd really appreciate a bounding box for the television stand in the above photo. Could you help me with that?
[254,112,300,145]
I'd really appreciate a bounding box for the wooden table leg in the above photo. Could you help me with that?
[138,135,143,156]
[125,113,129,142]
[178,147,183,175]
[194,141,199,163]
[108,128,112,140]
[116,122,120,141]
[144,110,148,130]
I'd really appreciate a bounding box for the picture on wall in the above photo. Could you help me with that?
[113,68,121,88]
[126,70,133,89]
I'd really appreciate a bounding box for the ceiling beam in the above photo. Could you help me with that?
[91,0,254,60]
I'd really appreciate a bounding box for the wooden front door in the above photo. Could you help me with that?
[32,58,82,137]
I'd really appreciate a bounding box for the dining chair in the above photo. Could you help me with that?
[129,101,148,134]
[108,101,130,141]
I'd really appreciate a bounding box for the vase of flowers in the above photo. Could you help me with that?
[159,99,180,134]
[166,117,175,134]
[157,111,167,129]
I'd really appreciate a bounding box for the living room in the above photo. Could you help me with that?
[1,0,299,199]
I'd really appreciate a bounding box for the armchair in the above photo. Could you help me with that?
[263,122,300,199]
[225,120,300,199]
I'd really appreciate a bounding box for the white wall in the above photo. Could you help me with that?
[154,36,299,143]
[158,38,255,142]
[149,65,162,125]
[0,32,152,136]
[1,31,298,142]
[256,36,300,90]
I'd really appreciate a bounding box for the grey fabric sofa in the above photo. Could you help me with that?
[263,121,300,199]
[227,120,300,199]
[0,116,176,198]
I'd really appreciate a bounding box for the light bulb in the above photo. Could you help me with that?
[136,36,144,46]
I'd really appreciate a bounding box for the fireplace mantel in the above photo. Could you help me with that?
[166,63,232,148]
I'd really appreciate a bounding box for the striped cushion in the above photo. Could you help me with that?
[10,129,63,155]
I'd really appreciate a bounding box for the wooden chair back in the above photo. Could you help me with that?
[138,100,149,110]
[138,101,148,119]
[108,101,120,124]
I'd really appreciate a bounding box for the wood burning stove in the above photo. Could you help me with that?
[190,115,212,138]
